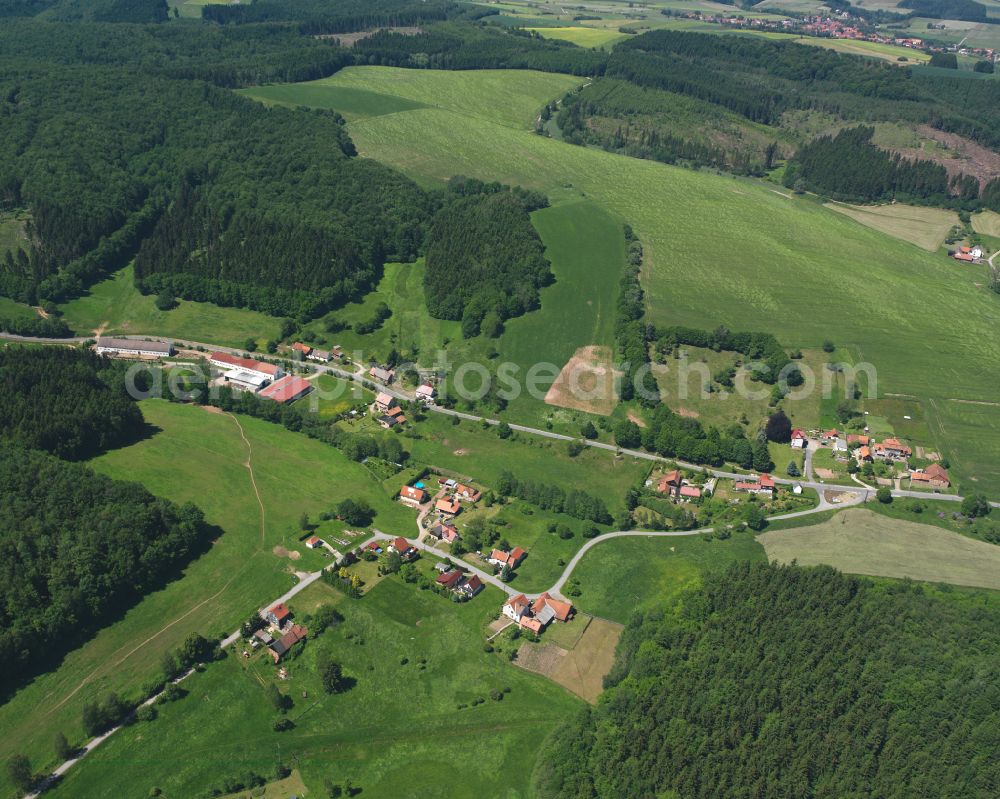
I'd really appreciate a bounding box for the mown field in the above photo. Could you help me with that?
[825,202,958,252]
[0,400,413,797]
[972,209,1000,238]
[758,507,1000,589]
[45,578,581,799]
[568,533,766,623]
[58,264,281,348]
[526,25,630,48]
[269,65,1000,494]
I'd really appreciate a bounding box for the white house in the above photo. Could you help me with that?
[416,384,436,402]
[95,337,174,358]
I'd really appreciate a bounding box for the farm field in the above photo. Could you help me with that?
[567,534,766,623]
[0,400,414,797]
[925,398,1000,494]
[825,202,959,252]
[58,264,281,348]
[45,578,582,799]
[525,25,630,47]
[758,507,1000,589]
[972,209,1000,237]
[260,65,1000,494]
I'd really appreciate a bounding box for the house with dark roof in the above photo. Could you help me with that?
[435,569,464,590]
[428,522,460,544]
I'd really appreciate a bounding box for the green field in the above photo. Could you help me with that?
[58,264,281,348]
[568,533,766,623]
[825,202,959,252]
[271,65,1000,493]
[0,296,40,322]
[0,400,414,796]
[526,25,630,48]
[759,507,1000,589]
[972,210,1000,238]
[44,578,582,799]
[0,208,29,257]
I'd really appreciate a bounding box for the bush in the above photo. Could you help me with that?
[135,704,157,723]
[876,487,893,504]
[154,292,177,311]
[273,718,294,732]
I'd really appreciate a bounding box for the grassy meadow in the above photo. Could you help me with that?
[0,400,414,796]
[972,210,1000,238]
[265,65,1000,493]
[0,208,28,257]
[44,578,582,799]
[758,507,1000,589]
[526,25,630,48]
[568,533,767,623]
[825,202,959,252]
[58,264,281,348]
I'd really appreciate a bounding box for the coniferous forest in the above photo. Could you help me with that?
[535,562,1000,799]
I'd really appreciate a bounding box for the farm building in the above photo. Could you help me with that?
[259,375,313,404]
[306,536,323,549]
[909,463,950,488]
[656,470,682,493]
[95,337,174,358]
[268,624,308,663]
[873,438,911,461]
[224,370,271,393]
[210,352,283,382]
[502,592,572,634]
[399,485,428,507]
[734,474,776,496]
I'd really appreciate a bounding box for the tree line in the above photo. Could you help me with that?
[537,561,1000,798]
[616,224,658,406]
[496,470,613,524]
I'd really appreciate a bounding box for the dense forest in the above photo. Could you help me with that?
[423,183,552,338]
[0,445,215,689]
[0,347,145,459]
[899,0,991,22]
[536,562,1000,798]
[783,126,972,205]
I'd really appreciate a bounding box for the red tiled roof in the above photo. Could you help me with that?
[436,498,461,514]
[292,342,312,354]
[679,485,702,498]
[532,592,573,622]
[508,547,526,564]
[436,570,463,588]
[858,446,872,459]
[462,575,482,593]
[269,602,290,622]
[210,351,282,377]
[520,617,543,634]
[375,392,393,407]
[759,474,775,489]
[490,549,508,563]
[399,486,427,503]
[307,536,321,546]
[259,375,312,403]
[505,593,529,609]
[791,429,806,439]
[393,536,412,553]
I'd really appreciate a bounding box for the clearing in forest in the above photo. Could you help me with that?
[544,345,618,416]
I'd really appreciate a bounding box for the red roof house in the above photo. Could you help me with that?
[267,602,291,627]
[259,375,313,404]
[435,498,462,517]
[399,485,427,506]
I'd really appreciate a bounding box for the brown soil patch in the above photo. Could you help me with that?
[626,411,647,428]
[288,550,301,560]
[891,125,1000,189]
[815,468,837,479]
[315,26,423,46]
[452,448,468,456]
[677,407,700,419]
[514,616,623,704]
[272,545,288,558]
[201,405,225,415]
[544,345,618,416]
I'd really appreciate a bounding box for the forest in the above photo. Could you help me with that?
[423,184,552,338]
[0,445,215,690]
[783,126,976,205]
[535,561,1000,799]
[0,347,145,460]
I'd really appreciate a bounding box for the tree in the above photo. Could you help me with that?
[581,421,598,439]
[497,421,512,439]
[154,292,177,311]
[929,52,958,69]
[499,564,513,582]
[751,440,774,473]
[381,549,402,575]
[317,651,346,694]
[336,498,375,527]
[567,440,584,457]
[744,503,766,531]
[961,494,991,518]
[54,731,72,761]
[244,338,257,352]
[822,339,835,353]
[876,487,893,504]
[7,754,32,793]
[613,419,642,449]
[267,683,292,713]
[974,60,994,74]
[299,512,311,531]
[765,410,792,443]
[786,460,800,477]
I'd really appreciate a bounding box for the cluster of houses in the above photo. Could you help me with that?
[291,341,343,363]
[952,245,985,264]
[399,476,482,522]
[655,470,703,502]
[433,562,484,598]
[209,351,313,404]
[252,603,309,663]
[502,592,573,636]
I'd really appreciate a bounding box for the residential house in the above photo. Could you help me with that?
[416,384,435,402]
[910,463,950,488]
[678,485,702,501]
[873,438,912,461]
[488,547,526,570]
[374,392,394,413]
[502,594,531,624]
[435,569,464,590]
[502,592,571,634]
[454,483,482,502]
[291,342,312,357]
[832,437,848,453]
[531,592,574,624]
[378,414,401,430]
[259,375,313,404]
[95,337,174,358]
[734,473,776,496]
[656,470,682,494]
[790,429,807,449]
[436,498,462,517]
[821,429,839,441]
[306,536,323,549]
[399,485,428,507]
[855,445,873,463]
[268,624,308,663]
[267,602,291,628]
[369,366,395,384]
[428,522,460,543]
[847,435,871,446]
[391,536,418,562]
[308,349,332,363]
[458,574,483,598]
